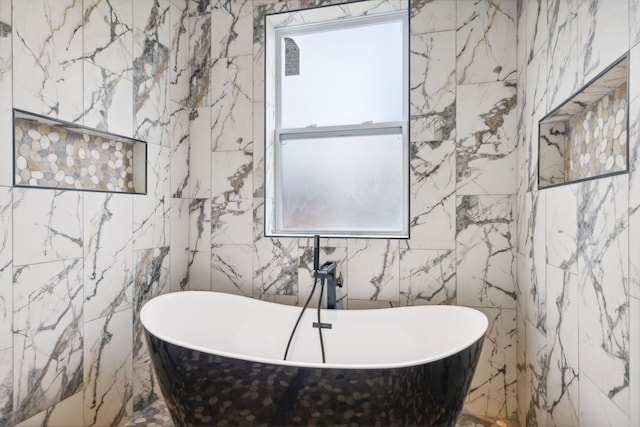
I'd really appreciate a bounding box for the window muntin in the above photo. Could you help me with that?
[268,8,409,238]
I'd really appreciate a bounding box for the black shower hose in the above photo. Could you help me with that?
[282,276,326,363]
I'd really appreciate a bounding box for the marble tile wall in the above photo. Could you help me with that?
[0,0,173,425]
[518,0,640,426]
[183,0,519,420]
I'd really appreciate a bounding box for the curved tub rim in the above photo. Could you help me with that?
[140,290,488,370]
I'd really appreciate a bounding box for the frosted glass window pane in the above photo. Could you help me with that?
[279,20,404,128]
[278,132,404,233]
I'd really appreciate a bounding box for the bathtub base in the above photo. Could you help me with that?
[145,332,483,427]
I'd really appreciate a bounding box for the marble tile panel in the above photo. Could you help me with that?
[409,139,456,249]
[13,188,82,266]
[170,198,189,292]
[409,0,455,34]
[211,0,253,58]
[0,188,10,351]
[410,31,456,142]
[83,0,134,80]
[524,320,548,426]
[577,175,629,414]
[524,191,546,333]
[538,121,567,187]
[211,54,253,152]
[577,0,629,85]
[84,192,133,322]
[456,81,517,195]
[524,51,548,192]
[13,259,84,423]
[545,183,578,273]
[211,244,253,296]
[399,248,455,306]
[188,14,211,108]
[253,237,298,296]
[133,30,170,147]
[83,61,134,137]
[0,7,11,187]
[633,0,640,48]
[346,239,399,302]
[456,0,517,84]
[464,307,517,420]
[630,296,640,426]
[133,247,170,412]
[16,392,83,427]
[169,102,190,198]
[83,308,133,427]
[253,101,265,198]
[628,42,640,300]
[579,373,630,426]
[253,2,296,103]
[133,0,170,48]
[211,150,253,245]
[546,0,578,111]
[169,0,190,105]
[546,265,579,427]
[0,347,12,426]
[189,199,211,291]
[133,144,170,250]
[456,195,517,309]
[298,246,347,309]
[189,107,212,198]
[525,0,547,62]
[12,0,83,120]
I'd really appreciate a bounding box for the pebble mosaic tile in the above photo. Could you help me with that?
[566,84,627,181]
[538,55,628,188]
[14,112,142,193]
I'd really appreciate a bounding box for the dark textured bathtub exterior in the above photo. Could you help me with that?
[144,331,484,427]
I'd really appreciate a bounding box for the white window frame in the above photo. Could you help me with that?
[266,8,409,239]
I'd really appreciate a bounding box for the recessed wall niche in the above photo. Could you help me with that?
[13,109,147,194]
[538,54,628,189]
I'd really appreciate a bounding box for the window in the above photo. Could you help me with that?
[265,4,409,238]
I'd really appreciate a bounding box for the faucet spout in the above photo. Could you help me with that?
[315,261,342,309]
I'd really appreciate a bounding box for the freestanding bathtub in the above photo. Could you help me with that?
[140,291,488,427]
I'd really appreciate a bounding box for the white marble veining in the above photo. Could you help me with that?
[211,150,253,245]
[188,198,211,291]
[456,81,517,195]
[170,198,189,292]
[133,247,170,412]
[211,244,254,297]
[399,248,455,306]
[456,195,517,310]
[83,61,133,136]
[13,189,83,266]
[409,140,456,248]
[456,0,517,85]
[347,239,399,301]
[12,0,83,120]
[545,265,579,427]
[577,0,629,85]
[577,175,629,414]
[83,308,133,427]
[83,0,134,80]
[464,307,517,420]
[210,54,253,152]
[188,107,212,198]
[133,144,170,250]
[0,2,11,187]
[0,188,11,351]
[13,259,84,423]
[84,193,133,322]
[410,30,456,142]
